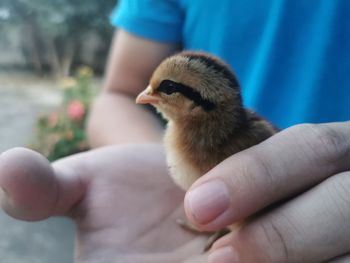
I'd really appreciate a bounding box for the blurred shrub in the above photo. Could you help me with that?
[30,66,95,161]
[0,0,116,77]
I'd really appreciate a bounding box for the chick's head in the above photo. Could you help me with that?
[136,51,244,123]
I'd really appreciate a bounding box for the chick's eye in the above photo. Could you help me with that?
[158,80,178,95]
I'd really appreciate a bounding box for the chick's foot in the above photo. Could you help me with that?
[176,218,230,252]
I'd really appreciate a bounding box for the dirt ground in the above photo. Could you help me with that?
[0,72,75,262]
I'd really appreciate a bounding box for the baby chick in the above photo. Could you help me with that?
[136,51,277,191]
[136,51,278,251]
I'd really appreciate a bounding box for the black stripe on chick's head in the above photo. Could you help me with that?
[157,79,216,111]
[182,52,240,89]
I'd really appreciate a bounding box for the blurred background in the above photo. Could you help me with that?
[0,0,116,262]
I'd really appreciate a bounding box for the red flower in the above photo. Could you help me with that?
[67,100,85,121]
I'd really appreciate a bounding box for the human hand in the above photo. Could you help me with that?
[184,122,350,262]
[0,145,208,263]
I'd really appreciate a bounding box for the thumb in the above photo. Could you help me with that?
[0,147,58,221]
[0,147,85,221]
[183,123,350,231]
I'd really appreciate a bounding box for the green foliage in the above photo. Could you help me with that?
[1,0,115,35]
[30,66,95,161]
[0,0,116,76]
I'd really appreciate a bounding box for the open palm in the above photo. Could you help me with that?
[0,145,208,263]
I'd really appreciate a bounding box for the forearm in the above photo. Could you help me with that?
[87,91,163,148]
[87,30,178,148]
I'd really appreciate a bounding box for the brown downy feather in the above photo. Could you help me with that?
[165,108,278,190]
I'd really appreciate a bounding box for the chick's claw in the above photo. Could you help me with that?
[176,218,229,252]
[203,228,230,252]
[176,218,205,234]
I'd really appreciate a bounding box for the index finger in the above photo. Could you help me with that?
[184,122,350,231]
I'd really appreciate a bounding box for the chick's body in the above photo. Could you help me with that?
[136,51,277,191]
[165,109,276,190]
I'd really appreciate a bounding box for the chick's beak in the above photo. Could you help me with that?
[135,86,159,105]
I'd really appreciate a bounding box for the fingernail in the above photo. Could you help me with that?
[185,180,229,224]
[208,246,239,263]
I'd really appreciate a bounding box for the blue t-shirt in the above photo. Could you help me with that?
[111,0,349,128]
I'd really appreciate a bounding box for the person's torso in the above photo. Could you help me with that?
[180,0,350,127]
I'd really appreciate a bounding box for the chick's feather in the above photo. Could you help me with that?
[165,109,277,190]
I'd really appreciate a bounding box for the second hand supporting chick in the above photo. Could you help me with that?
[136,51,278,251]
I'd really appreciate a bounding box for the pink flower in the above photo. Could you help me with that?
[67,100,85,121]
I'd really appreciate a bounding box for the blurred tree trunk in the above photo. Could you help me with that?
[15,5,44,76]
[45,35,62,79]
[24,21,43,76]
[61,40,75,77]
[45,36,77,79]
